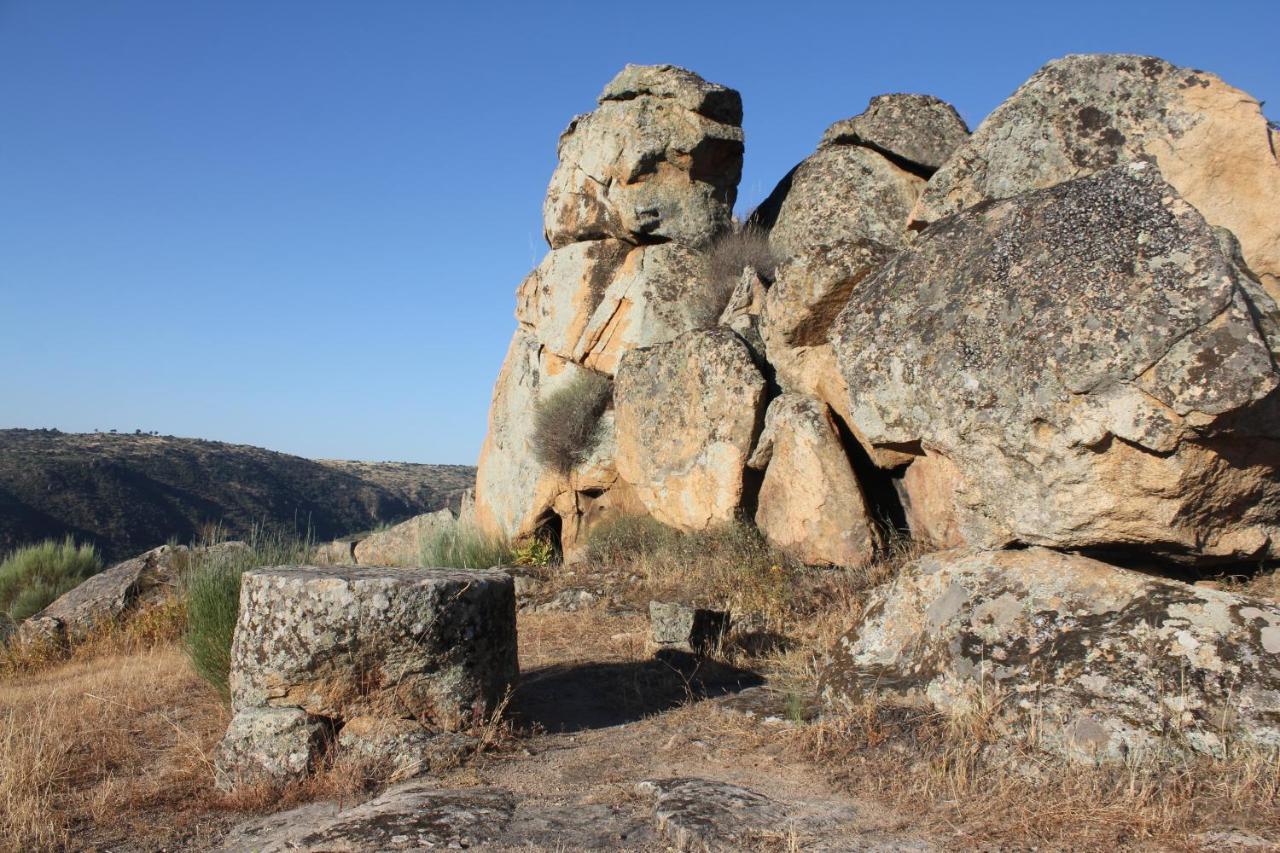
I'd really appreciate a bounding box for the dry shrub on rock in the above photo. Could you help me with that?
[696,222,776,326]
[531,371,611,474]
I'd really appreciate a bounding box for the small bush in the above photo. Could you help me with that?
[420,523,514,570]
[696,222,777,326]
[182,526,312,699]
[0,538,101,637]
[531,371,611,474]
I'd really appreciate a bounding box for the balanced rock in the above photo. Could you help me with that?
[614,329,766,530]
[912,54,1280,302]
[833,160,1280,562]
[823,548,1280,761]
[544,64,743,250]
[752,144,923,260]
[820,93,969,173]
[748,395,878,566]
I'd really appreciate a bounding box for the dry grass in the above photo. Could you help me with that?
[792,694,1280,849]
[0,646,229,851]
[530,370,611,475]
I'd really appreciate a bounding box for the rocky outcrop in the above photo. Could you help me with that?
[544,64,743,250]
[215,565,517,791]
[911,54,1280,302]
[833,160,1280,563]
[748,394,878,566]
[819,93,970,173]
[475,65,744,546]
[19,542,246,645]
[823,548,1280,761]
[753,145,923,261]
[614,330,767,530]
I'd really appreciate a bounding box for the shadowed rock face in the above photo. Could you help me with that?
[475,64,744,545]
[833,160,1280,562]
[823,548,1280,762]
[747,394,878,567]
[911,53,1280,302]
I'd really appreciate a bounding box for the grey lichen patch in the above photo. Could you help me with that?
[822,548,1280,762]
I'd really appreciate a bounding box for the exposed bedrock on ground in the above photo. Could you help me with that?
[822,547,1280,762]
[911,53,1280,303]
[833,160,1280,563]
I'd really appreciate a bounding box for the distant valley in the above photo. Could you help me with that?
[0,429,474,560]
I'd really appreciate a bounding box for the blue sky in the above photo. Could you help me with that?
[2,1,1275,463]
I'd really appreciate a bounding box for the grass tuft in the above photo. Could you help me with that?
[0,538,102,638]
[420,523,514,570]
[182,527,313,700]
[696,221,777,325]
[531,371,611,474]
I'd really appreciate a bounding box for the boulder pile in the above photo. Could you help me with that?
[472,56,1280,758]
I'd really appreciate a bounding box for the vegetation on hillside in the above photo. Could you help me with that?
[0,428,474,562]
[0,538,101,637]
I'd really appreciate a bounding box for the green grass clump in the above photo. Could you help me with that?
[531,371,611,474]
[182,526,312,699]
[0,538,102,637]
[420,524,513,570]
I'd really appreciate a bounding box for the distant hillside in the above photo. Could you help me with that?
[0,429,474,561]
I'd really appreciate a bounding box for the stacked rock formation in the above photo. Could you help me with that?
[473,55,1280,758]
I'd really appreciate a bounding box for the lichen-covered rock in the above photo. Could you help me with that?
[473,330,598,541]
[760,241,898,463]
[752,144,923,261]
[649,601,729,653]
[544,64,743,250]
[351,509,455,566]
[823,548,1280,761]
[748,395,878,566]
[336,717,473,780]
[19,542,246,645]
[833,160,1280,562]
[820,93,969,173]
[912,54,1280,302]
[213,707,328,792]
[229,566,517,727]
[614,330,767,530]
[636,778,788,852]
[516,241,713,375]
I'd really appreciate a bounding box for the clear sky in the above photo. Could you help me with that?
[2,1,1276,463]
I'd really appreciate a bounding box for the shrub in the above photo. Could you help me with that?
[531,371,611,474]
[420,523,514,569]
[696,221,777,326]
[182,526,312,699]
[0,538,101,637]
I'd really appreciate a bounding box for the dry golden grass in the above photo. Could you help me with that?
[792,695,1280,849]
[0,646,229,851]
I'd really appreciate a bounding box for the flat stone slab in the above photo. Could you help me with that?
[218,784,654,851]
